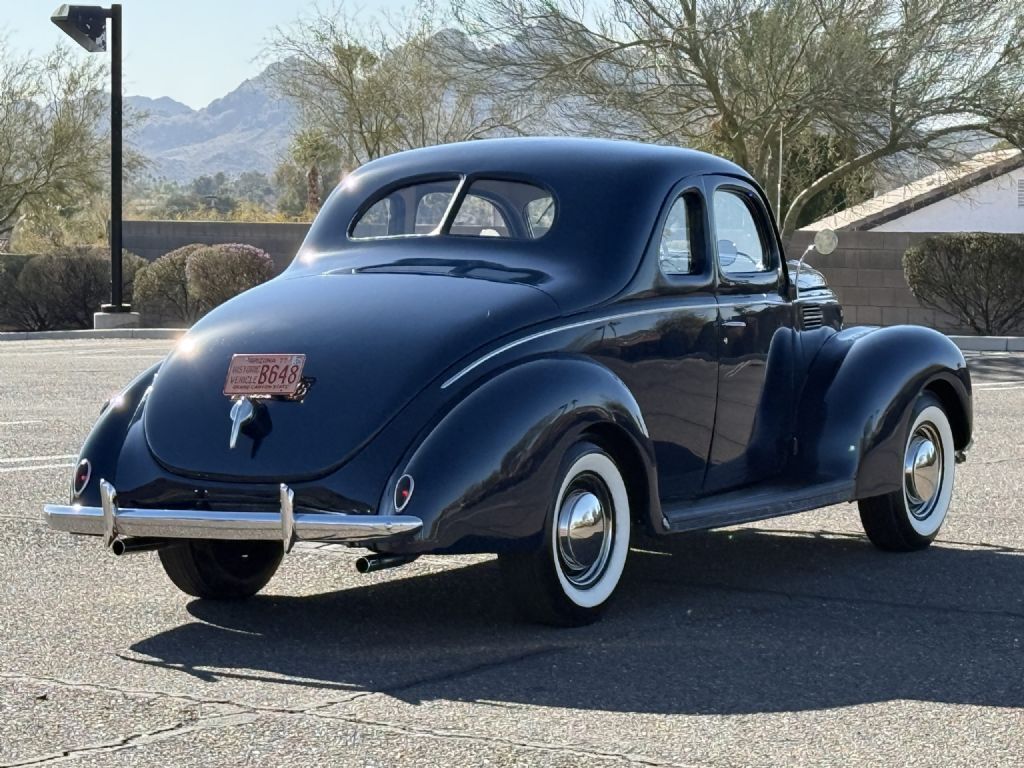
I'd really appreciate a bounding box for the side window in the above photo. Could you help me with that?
[657,193,701,276]
[416,190,457,233]
[452,194,509,237]
[351,199,392,239]
[713,189,768,274]
[526,197,555,238]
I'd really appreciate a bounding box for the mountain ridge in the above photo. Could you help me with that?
[127,65,295,183]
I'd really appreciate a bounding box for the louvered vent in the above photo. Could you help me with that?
[802,304,824,330]
[1018,179,1024,207]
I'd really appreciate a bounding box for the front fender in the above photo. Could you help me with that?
[73,362,163,506]
[794,325,971,499]
[386,356,656,554]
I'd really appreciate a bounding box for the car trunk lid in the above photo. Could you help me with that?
[143,272,559,482]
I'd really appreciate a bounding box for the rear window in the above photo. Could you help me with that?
[350,178,555,241]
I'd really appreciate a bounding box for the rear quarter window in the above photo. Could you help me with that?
[350,177,555,241]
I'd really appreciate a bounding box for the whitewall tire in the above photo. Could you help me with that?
[859,392,955,551]
[500,441,631,626]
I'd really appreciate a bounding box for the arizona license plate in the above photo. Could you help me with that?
[224,354,306,396]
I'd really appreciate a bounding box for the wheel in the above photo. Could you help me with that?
[499,441,631,626]
[858,392,955,551]
[158,540,283,599]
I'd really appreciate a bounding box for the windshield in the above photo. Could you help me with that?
[350,178,556,241]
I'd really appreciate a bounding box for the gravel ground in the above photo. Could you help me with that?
[1,340,1022,767]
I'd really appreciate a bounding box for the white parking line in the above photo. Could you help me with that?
[975,383,1024,391]
[0,454,77,463]
[0,420,43,426]
[0,463,74,473]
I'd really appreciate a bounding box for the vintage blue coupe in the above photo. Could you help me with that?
[45,138,972,625]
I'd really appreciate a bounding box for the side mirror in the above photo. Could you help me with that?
[814,229,838,255]
[792,229,838,300]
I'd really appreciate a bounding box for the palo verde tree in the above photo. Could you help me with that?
[267,2,539,172]
[459,0,1024,235]
[0,44,110,243]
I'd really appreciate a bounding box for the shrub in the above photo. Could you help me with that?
[184,243,274,312]
[0,255,34,330]
[904,233,1024,335]
[0,246,144,331]
[133,244,206,326]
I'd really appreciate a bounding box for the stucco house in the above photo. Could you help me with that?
[802,149,1024,233]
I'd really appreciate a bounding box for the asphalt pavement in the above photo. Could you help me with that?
[1,340,1022,767]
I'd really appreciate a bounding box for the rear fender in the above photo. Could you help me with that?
[794,326,971,499]
[383,356,657,554]
[73,362,163,506]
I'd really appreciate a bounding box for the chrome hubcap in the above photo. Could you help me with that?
[904,423,943,519]
[556,479,613,589]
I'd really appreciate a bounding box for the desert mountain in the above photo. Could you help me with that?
[128,65,295,182]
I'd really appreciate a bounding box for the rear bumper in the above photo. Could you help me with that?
[44,480,422,552]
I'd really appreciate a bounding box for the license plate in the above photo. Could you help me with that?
[224,354,306,397]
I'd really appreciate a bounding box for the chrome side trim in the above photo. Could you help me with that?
[440,303,719,389]
[44,483,422,546]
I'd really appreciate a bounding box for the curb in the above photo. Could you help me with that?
[0,328,185,341]
[949,336,1024,353]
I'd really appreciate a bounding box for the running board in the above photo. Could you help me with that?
[662,480,855,533]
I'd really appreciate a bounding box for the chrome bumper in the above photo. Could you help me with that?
[43,480,422,552]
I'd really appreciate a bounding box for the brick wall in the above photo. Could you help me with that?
[123,220,311,273]
[786,231,967,331]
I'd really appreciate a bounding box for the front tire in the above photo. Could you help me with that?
[859,392,955,551]
[499,441,631,626]
[158,540,283,599]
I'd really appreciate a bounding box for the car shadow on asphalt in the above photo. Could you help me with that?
[126,527,1024,714]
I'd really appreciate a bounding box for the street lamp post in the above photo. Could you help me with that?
[51,4,136,327]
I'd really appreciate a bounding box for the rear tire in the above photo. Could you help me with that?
[158,540,283,599]
[499,441,631,626]
[859,392,955,552]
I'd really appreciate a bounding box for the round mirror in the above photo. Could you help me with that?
[814,229,839,256]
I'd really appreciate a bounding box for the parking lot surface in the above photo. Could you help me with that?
[1,340,1022,767]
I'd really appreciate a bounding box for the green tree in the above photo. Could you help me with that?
[461,0,1024,235]
[267,2,537,171]
[0,44,110,242]
[289,129,342,214]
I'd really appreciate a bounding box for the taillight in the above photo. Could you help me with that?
[72,459,92,497]
[394,474,414,511]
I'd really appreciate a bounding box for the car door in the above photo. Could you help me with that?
[702,176,792,495]
[595,180,720,502]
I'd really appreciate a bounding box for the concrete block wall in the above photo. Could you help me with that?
[786,231,968,332]
[124,221,970,332]
[123,220,312,273]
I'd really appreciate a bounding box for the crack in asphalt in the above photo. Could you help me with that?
[0,713,260,768]
[1,647,580,766]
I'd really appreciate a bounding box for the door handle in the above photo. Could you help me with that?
[722,320,747,328]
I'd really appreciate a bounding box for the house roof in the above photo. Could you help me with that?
[801,148,1024,232]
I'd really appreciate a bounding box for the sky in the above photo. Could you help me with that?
[6,0,408,110]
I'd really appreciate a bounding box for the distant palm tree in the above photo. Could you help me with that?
[290,129,340,214]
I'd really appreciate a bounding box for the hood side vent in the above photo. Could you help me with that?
[801,304,824,330]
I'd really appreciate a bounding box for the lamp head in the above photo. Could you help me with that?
[51,5,109,53]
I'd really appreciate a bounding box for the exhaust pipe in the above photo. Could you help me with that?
[110,537,172,556]
[355,553,417,574]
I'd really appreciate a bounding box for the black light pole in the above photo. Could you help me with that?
[51,3,127,313]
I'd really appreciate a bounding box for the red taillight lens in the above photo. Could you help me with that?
[394,474,414,511]
[72,459,91,497]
